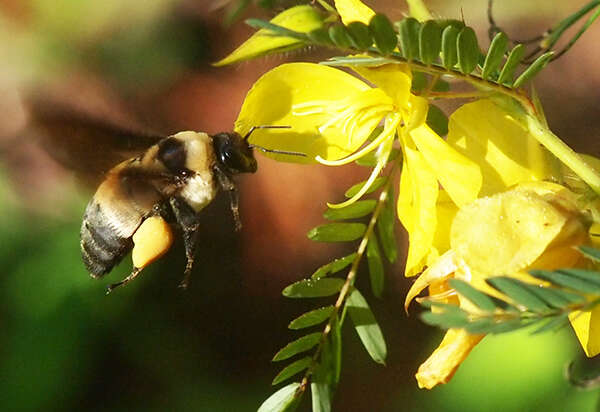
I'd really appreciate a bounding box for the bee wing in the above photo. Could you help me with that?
[25,91,165,184]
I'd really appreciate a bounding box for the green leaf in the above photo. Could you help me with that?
[330,315,342,383]
[411,71,428,92]
[579,246,600,263]
[532,313,570,334]
[214,6,323,66]
[289,306,335,330]
[258,382,302,412]
[463,318,496,334]
[497,44,525,85]
[345,176,387,197]
[487,318,529,334]
[557,269,600,287]
[308,27,334,45]
[311,253,357,279]
[273,333,322,361]
[272,357,312,385]
[283,278,345,298]
[441,25,459,69]
[376,192,397,263]
[420,308,469,329]
[311,382,332,412]
[328,23,353,49]
[311,333,336,412]
[419,20,442,65]
[346,21,372,50]
[369,13,397,55]
[531,269,600,294]
[323,200,376,220]
[426,104,448,136]
[321,56,396,67]
[346,289,387,364]
[521,282,586,308]
[482,31,508,80]
[456,26,480,74]
[366,235,385,298]
[307,223,366,242]
[449,279,497,312]
[432,78,450,92]
[487,277,551,312]
[513,51,554,88]
[397,17,421,60]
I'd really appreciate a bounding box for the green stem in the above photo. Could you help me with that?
[526,115,600,195]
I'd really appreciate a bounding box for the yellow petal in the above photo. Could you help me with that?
[398,134,440,277]
[416,328,484,389]
[352,63,412,109]
[451,188,571,275]
[235,63,386,162]
[447,99,553,196]
[432,190,458,255]
[334,0,375,25]
[214,6,325,66]
[405,250,457,311]
[570,306,600,357]
[411,122,482,207]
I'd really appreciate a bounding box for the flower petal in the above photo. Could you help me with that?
[405,250,457,311]
[411,122,482,207]
[416,328,484,389]
[214,6,325,66]
[334,0,375,25]
[398,132,440,277]
[451,187,573,275]
[570,306,600,357]
[352,63,412,109]
[447,99,554,196]
[235,63,384,162]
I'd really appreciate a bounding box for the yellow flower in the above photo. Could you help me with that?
[236,62,482,268]
[406,181,588,389]
[402,98,593,389]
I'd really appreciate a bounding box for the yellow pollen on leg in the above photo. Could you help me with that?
[132,216,174,269]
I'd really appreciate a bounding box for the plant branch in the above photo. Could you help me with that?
[297,161,398,396]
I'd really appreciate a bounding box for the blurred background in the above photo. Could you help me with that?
[1,0,600,411]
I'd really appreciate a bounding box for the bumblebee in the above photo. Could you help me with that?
[27,96,300,292]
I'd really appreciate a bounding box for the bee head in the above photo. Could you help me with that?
[212,126,306,175]
[211,132,257,174]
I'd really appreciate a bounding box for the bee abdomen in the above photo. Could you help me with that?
[80,203,134,278]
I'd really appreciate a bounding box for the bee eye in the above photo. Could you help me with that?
[158,138,186,173]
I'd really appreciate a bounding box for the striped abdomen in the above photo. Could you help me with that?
[80,162,164,277]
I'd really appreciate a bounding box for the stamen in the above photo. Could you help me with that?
[316,113,401,166]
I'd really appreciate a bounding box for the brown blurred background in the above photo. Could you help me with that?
[0,1,600,411]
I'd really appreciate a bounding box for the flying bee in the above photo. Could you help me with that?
[26,94,303,293]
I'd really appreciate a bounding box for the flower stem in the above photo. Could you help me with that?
[526,115,600,195]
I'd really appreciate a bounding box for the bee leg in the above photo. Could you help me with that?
[169,197,201,289]
[214,167,241,230]
[106,267,142,294]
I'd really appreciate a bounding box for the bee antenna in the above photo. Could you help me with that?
[243,125,291,141]
[249,145,306,157]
